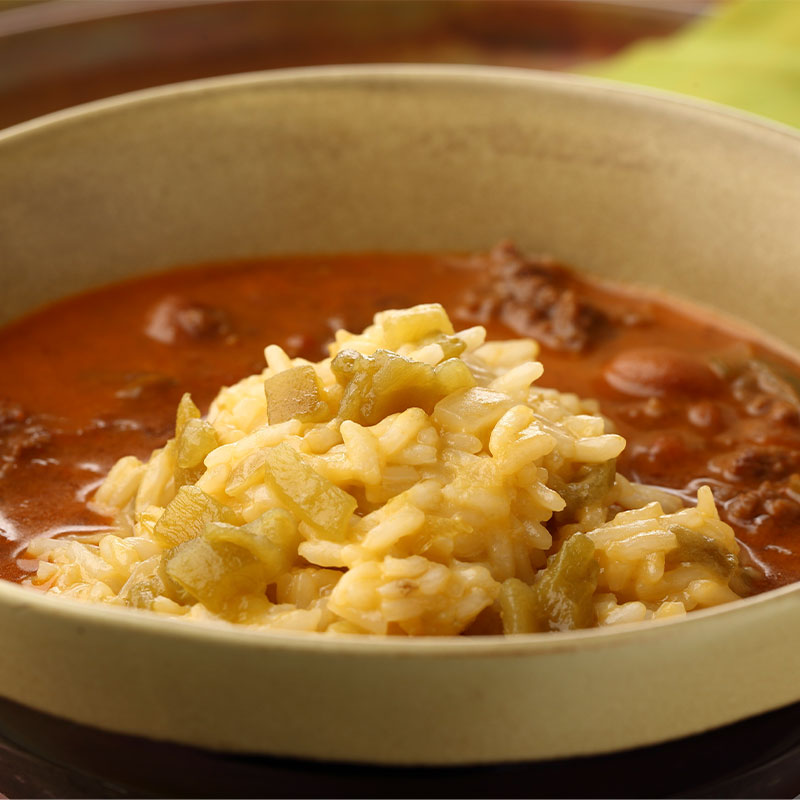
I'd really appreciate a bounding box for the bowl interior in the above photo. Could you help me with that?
[2,66,800,341]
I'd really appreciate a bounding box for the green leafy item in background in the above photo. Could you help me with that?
[581,0,800,129]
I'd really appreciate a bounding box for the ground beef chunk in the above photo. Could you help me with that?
[459,242,609,352]
[145,296,235,345]
[727,476,800,526]
[767,399,800,425]
[731,359,800,425]
[0,401,52,476]
[709,445,800,483]
[0,401,24,429]
[115,372,178,401]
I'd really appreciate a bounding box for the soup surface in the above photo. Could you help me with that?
[2,244,799,594]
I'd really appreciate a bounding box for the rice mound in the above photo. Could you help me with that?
[26,304,742,635]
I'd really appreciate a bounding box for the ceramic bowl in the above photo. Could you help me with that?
[1,66,800,766]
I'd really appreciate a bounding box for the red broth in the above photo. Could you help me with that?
[1,244,798,593]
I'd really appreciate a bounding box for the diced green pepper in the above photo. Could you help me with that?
[150,509,301,614]
[332,349,436,425]
[265,365,329,425]
[431,334,467,361]
[153,485,238,547]
[177,419,218,470]
[550,461,617,523]
[204,508,300,576]
[332,348,475,426]
[172,393,218,487]
[163,537,269,613]
[665,524,737,579]
[125,563,191,609]
[499,578,541,634]
[175,393,201,439]
[263,443,356,541]
[227,450,270,495]
[175,418,219,488]
[433,358,476,395]
[533,534,599,631]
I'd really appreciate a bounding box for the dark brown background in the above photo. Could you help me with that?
[0,0,710,130]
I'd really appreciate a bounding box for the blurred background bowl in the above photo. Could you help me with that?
[0,0,709,130]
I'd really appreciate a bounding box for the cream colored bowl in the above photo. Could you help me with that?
[1,66,800,766]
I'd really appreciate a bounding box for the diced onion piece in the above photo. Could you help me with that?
[433,387,514,438]
[378,304,454,350]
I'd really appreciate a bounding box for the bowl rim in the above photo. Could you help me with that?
[3,62,800,655]
[3,567,800,656]
[2,62,800,146]
[0,0,704,39]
